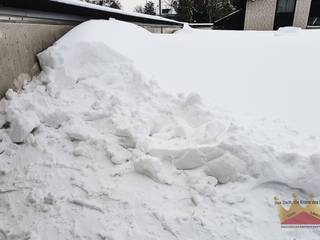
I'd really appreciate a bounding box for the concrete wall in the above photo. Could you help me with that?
[244,0,278,30]
[244,0,313,30]
[0,22,73,97]
[293,0,312,28]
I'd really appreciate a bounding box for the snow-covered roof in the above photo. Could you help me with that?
[51,0,182,25]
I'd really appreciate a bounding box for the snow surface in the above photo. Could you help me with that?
[94,23,320,136]
[1,20,320,239]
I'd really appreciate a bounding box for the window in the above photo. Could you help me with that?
[276,0,297,13]
[274,0,297,29]
[308,0,320,27]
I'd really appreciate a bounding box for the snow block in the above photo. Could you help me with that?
[43,111,70,129]
[115,128,136,148]
[204,153,241,184]
[199,146,225,162]
[194,121,229,144]
[134,155,168,184]
[7,110,40,143]
[173,148,205,170]
[65,125,93,141]
[188,176,218,196]
[106,144,132,165]
[275,27,301,37]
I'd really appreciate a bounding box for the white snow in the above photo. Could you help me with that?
[133,155,170,184]
[6,110,40,143]
[96,23,320,136]
[1,20,320,239]
[173,148,205,170]
[205,153,244,184]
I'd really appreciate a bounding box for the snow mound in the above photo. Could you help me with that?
[1,20,320,240]
[274,26,301,36]
[174,23,196,35]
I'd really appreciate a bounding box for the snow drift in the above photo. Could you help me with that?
[0,20,320,239]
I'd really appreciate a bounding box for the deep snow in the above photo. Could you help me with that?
[94,23,320,136]
[0,20,320,239]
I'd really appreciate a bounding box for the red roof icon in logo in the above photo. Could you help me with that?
[282,211,320,225]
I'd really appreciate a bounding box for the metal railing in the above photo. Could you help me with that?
[214,9,242,25]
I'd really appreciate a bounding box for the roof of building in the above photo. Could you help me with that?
[0,0,183,26]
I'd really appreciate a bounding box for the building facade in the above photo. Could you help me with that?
[244,0,320,30]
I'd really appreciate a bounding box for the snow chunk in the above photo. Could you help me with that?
[65,121,96,141]
[204,153,244,184]
[173,148,205,170]
[38,38,131,89]
[175,23,195,35]
[43,111,70,129]
[193,121,229,144]
[5,89,18,100]
[106,144,132,165]
[115,128,137,149]
[188,175,218,196]
[7,110,40,143]
[275,27,301,36]
[134,155,170,184]
[200,146,225,162]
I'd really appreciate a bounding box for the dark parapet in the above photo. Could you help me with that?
[0,0,183,27]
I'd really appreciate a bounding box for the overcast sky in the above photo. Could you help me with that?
[121,0,160,12]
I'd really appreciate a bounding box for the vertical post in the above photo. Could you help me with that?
[159,0,163,33]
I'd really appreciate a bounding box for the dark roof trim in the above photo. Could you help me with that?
[0,0,183,26]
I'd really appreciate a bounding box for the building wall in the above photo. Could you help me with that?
[0,22,73,98]
[293,0,312,28]
[244,0,278,30]
[244,0,312,30]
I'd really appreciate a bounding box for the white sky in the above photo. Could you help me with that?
[121,0,160,12]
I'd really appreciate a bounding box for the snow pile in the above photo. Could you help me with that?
[100,24,320,136]
[0,20,320,239]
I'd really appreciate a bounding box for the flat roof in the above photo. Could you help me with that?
[0,0,183,26]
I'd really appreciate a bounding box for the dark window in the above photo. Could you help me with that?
[274,0,297,30]
[308,0,320,26]
[277,0,296,12]
[213,0,247,30]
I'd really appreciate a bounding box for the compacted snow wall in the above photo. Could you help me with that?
[0,20,320,240]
